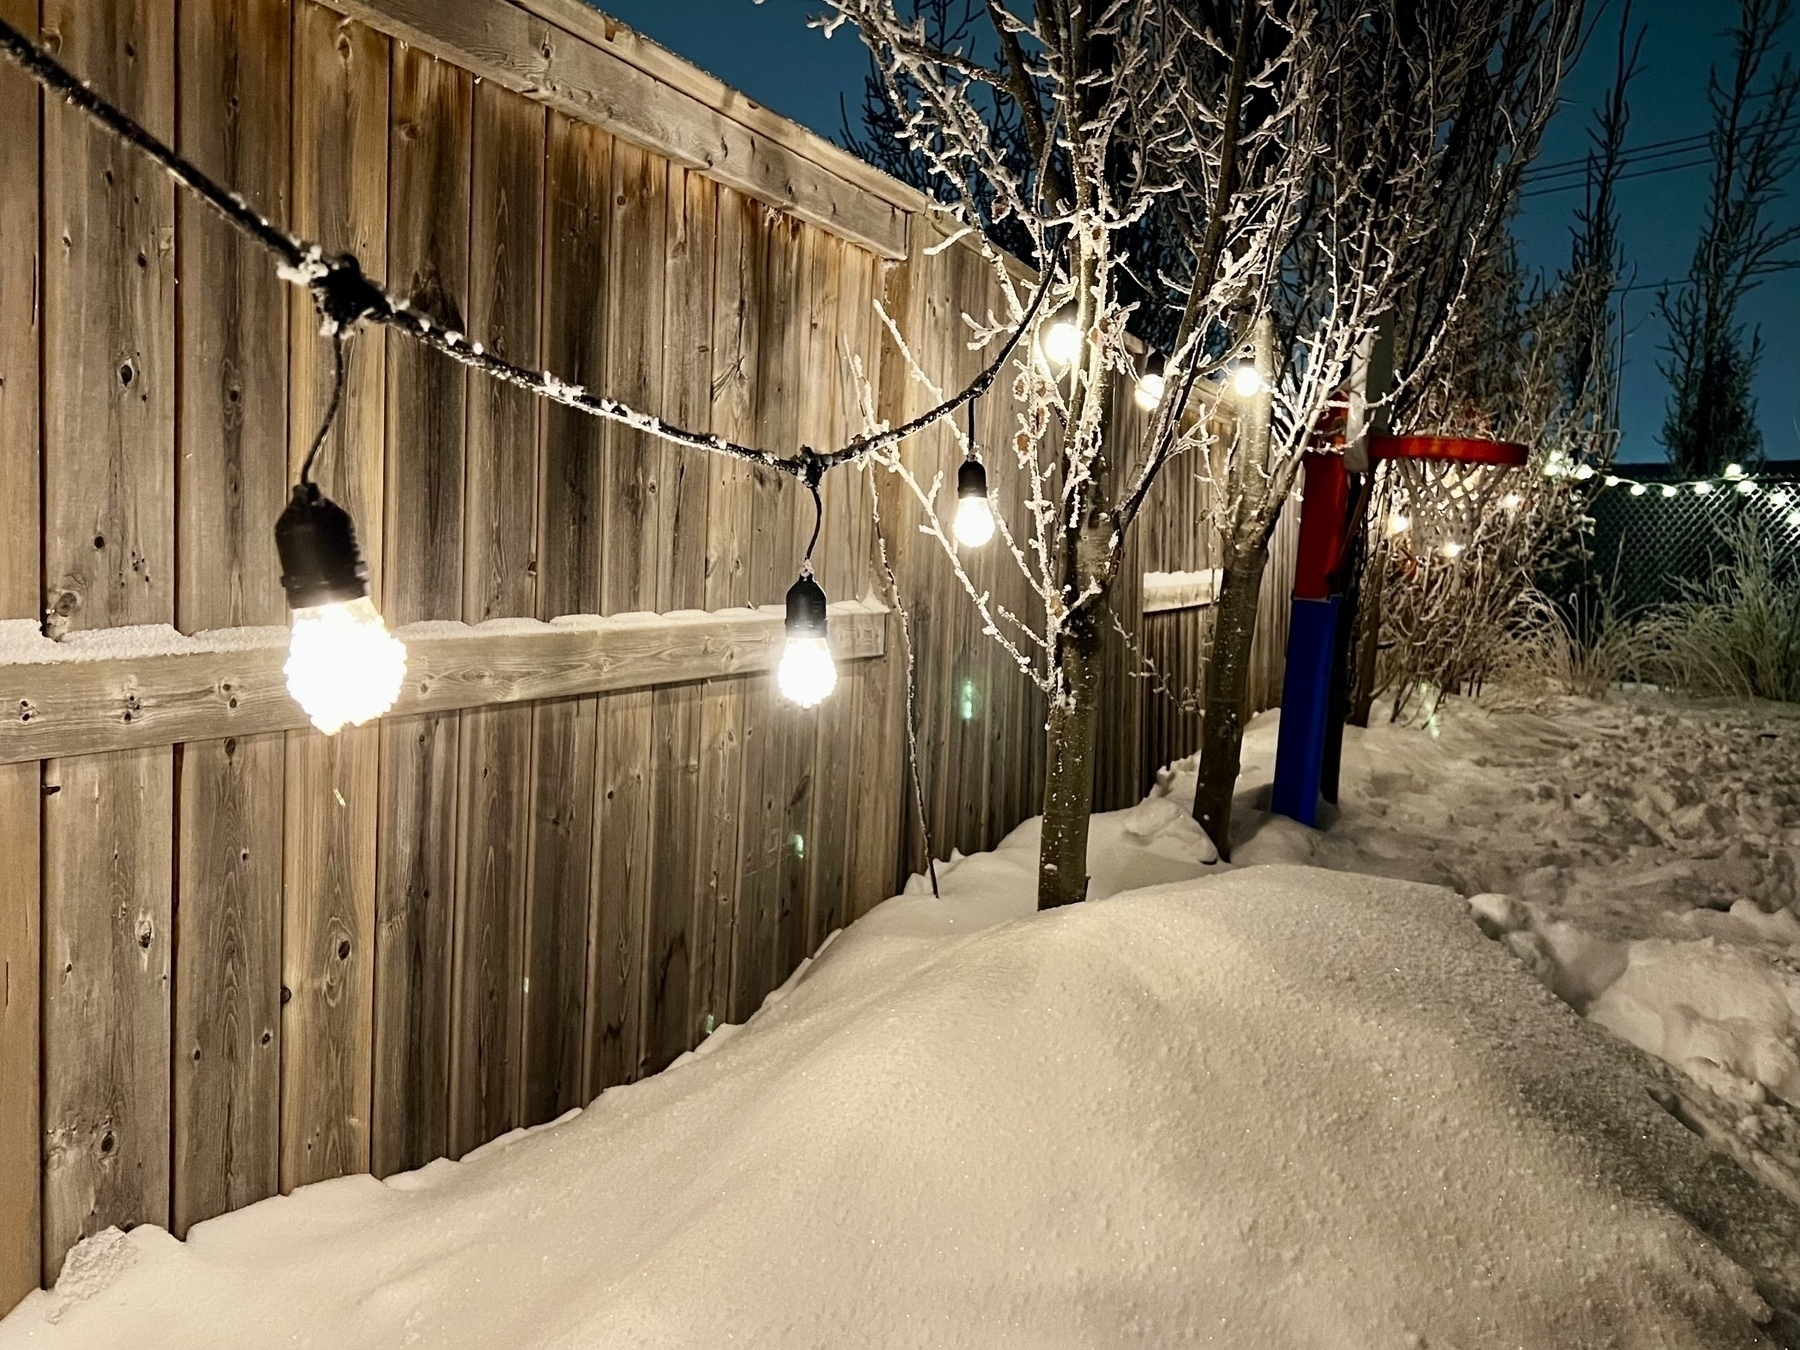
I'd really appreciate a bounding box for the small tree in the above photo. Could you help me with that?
[821,0,1322,907]
[1658,0,1800,477]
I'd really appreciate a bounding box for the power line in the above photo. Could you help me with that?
[1526,83,1794,179]
[1518,151,1722,199]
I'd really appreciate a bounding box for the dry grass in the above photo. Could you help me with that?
[1629,519,1800,703]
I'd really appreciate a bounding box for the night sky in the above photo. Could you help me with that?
[591,0,1799,466]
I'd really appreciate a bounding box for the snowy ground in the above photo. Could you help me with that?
[5,689,1800,1347]
[1175,687,1800,1209]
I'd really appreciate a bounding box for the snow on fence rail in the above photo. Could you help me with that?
[0,606,888,765]
[0,0,1291,1313]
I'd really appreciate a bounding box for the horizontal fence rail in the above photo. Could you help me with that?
[0,603,888,763]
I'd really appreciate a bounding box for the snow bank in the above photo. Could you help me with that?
[1153,694,1800,1200]
[6,857,1797,1348]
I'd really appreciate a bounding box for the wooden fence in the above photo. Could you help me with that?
[0,0,1295,1313]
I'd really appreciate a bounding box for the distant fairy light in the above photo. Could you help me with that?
[1386,510,1411,536]
[1500,493,1523,511]
[1229,365,1265,399]
[1134,352,1167,412]
[1661,484,1678,498]
[1040,301,1082,369]
[1629,483,1647,496]
[1725,463,1746,480]
[1440,540,1466,560]
[1695,482,1714,496]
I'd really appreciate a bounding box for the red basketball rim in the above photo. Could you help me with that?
[1370,434,1529,467]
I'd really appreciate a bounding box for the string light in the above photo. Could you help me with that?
[1440,540,1466,559]
[1725,463,1746,480]
[1661,484,1678,498]
[779,461,838,707]
[953,400,995,548]
[1229,364,1265,399]
[1501,492,1523,511]
[778,573,837,707]
[275,341,405,735]
[1134,351,1167,412]
[1695,481,1714,496]
[1040,300,1082,369]
[1629,483,1647,496]
[1385,510,1412,535]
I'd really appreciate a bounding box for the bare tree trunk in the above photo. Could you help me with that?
[1190,548,1268,858]
[1038,604,1102,909]
[1190,315,1276,860]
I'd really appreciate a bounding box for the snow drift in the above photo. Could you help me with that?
[5,849,1798,1348]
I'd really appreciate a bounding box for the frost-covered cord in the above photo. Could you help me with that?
[298,334,348,489]
[800,450,825,571]
[0,15,1055,485]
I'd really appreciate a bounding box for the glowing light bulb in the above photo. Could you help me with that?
[953,495,995,548]
[275,483,405,736]
[1573,463,1595,481]
[779,574,837,707]
[1441,540,1466,560]
[778,636,837,707]
[1604,474,1621,486]
[1229,365,1265,399]
[1738,479,1758,494]
[1135,353,1167,411]
[1629,483,1647,496]
[285,596,407,735]
[1385,510,1412,536]
[1694,481,1713,495]
[1725,463,1745,480]
[953,458,995,547]
[1039,301,1082,369]
[1788,510,1800,528]
[1501,493,1523,511]
[1661,484,1678,498]
[1773,489,1793,507]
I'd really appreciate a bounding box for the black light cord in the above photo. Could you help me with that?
[797,450,825,574]
[0,15,1056,484]
[297,334,348,489]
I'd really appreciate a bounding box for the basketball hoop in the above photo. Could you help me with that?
[1369,435,1529,468]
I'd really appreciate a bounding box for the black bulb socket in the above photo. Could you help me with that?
[784,574,829,641]
[1145,350,1167,379]
[275,483,370,611]
[957,458,989,501]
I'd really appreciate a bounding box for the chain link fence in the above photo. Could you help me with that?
[1569,464,1800,618]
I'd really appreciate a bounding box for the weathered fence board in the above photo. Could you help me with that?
[38,0,178,1284]
[169,0,290,1241]
[172,732,283,1234]
[0,0,40,1311]
[0,760,41,1308]
[374,39,471,1175]
[41,749,174,1280]
[280,0,388,1194]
